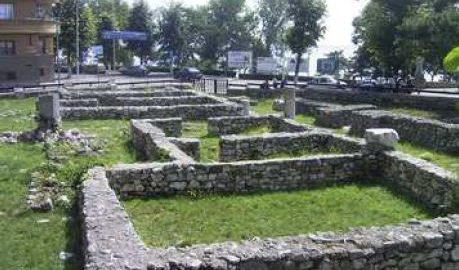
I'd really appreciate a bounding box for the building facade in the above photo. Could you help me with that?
[0,0,56,87]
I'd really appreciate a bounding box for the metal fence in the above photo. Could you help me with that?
[194,78,228,95]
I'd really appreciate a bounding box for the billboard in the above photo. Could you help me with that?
[317,58,338,74]
[102,31,147,41]
[287,57,309,74]
[257,57,279,74]
[228,51,252,69]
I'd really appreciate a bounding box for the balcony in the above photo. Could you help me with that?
[0,18,56,35]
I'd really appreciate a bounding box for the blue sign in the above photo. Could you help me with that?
[91,45,104,56]
[102,31,147,41]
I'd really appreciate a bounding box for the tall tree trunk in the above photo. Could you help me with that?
[294,52,302,86]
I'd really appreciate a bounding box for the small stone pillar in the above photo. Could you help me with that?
[284,88,296,119]
[414,57,426,91]
[364,128,399,152]
[241,98,251,115]
[37,94,60,131]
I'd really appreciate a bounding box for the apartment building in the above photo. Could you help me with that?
[0,0,56,86]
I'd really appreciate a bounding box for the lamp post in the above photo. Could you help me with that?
[52,1,62,88]
[75,0,80,76]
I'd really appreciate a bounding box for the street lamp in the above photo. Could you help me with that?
[52,1,62,87]
[76,0,80,75]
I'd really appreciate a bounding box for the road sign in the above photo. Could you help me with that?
[102,31,147,41]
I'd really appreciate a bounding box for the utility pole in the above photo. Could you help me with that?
[76,0,80,76]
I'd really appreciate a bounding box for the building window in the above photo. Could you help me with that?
[0,72,16,81]
[0,3,14,20]
[0,41,15,56]
[35,3,45,18]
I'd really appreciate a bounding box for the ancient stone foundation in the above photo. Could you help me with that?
[80,115,459,269]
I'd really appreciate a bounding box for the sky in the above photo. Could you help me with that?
[126,0,369,72]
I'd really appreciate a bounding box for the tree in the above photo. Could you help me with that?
[285,0,326,83]
[158,3,187,66]
[58,0,97,66]
[127,0,155,63]
[444,47,459,74]
[257,0,289,56]
[198,0,257,68]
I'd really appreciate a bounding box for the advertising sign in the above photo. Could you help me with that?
[287,57,309,74]
[228,51,252,69]
[317,58,338,74]
[257,57,279,74]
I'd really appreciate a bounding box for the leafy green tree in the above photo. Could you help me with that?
[198,0,257,68]
[285,0,326,83]
[444,47,459,73]
[58,0,97,66]
[127,0,155,64]
[398,1,459,80]
[158,3,187,66]
[257,0,289,56]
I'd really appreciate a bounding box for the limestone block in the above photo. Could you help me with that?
[365,128,399,149]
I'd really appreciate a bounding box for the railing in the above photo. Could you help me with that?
[194,78,228,95]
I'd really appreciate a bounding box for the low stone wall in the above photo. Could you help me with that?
[111,96,217,107]
[297,87,459,111]
[107,154,365,197]
[82,165,459,270]
[381,151,459,213]
[350,110,459,153]
[296,98,377,128]
[219,132,364,162]
[62,89,196,102]
[208,115,271,135]
[61,103,245,120]
[60,98,99,107]
[144,118,182,137]
[208,115,309,136]
[169,137,200,161]
[130,120,194,163]
[227,87,284,98]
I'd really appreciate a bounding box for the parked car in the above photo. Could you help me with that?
[311,75,347,89]
[82,64,106,74]
[174,67,203,81]
[119,65,150,77]
[357,78,378,91]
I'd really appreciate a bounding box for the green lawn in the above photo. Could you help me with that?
[182,121,220,163]
[0,98,138,269]
[388,107,441,119]
[0,98,37,132]
[397,142,459,176]
[123,184,430,248]
[252,99,276,115]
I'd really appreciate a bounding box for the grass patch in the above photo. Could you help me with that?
[0,98,37,132]
[252,99,276,115]
[123,184,430,248]
[294,114,316,126]
[388,107,440,119]
[397,142,459,176]
[240,124,273,135]
[0,97,141,269]
[182,121,219,163]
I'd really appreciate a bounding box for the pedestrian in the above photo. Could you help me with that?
[280,78,287,89]
[272,77,278,89]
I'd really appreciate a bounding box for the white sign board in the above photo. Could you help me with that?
[288,57,310,74]
[257,57,279,74]
[228,51,252,69]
